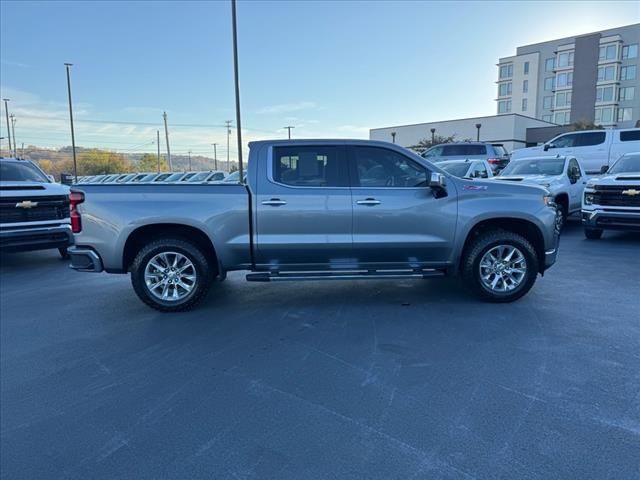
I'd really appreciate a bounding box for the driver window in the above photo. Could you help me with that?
[568,158,581,179]
[551,133,579,148]
[470,162,489,178]
[423,146,443,158]
[353,147,427,187]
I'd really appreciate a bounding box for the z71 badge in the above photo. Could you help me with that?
[463,185,488,191]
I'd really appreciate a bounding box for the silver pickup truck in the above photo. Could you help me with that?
[69,140,560,311]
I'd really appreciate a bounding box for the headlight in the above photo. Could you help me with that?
[584,193,594,205]
[543,194,554,206]
[586,183,595,189]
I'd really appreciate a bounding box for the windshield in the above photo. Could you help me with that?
[440,162,470,177]
[609,154,640,174]
[500,158,565,176]
[164,173,185,181]
[0,161,49,182]
[189,172,210,182]
[224,171,239,182]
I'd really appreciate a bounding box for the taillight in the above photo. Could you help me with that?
[69,191,84,233]
[487,158,501,165]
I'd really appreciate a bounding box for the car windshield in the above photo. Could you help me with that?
[440,162,470,177]
[189,172,210,182]
[164,173,185,181]
[500,158,565,176]
[609,154,640,174]
[223,171,239,182]
[0,161,49,182]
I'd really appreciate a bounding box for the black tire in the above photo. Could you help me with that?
[462,230,539,303]
[130,238,213,312]
[556,202,568,231]
[584,228,603,240]
[58,247,70,260]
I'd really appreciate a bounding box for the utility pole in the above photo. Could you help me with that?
[211,143,218,170]
[21,142,24,159]
[225,120,232,172]
[231,0,244,182]
[0,137,4,156]
[157,130,161,173]
[188,150,192,171]
[475,123,482,142]
[10,114,17,158]
[3,98,11,154]
[284,125,294,139]
[391,131,396,144]
[430,128,436,145]
[163,111,172,171]
[64,63,78,183]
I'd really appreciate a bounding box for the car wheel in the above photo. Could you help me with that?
[130,238,213,312]
[584,228,603,240]
[58,247,70,260]
[462,230,539,303]
[556,203,568,231]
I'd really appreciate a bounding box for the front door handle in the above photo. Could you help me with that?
[261,199,287,206]
[356,198,381,206]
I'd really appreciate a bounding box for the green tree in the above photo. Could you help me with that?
[138,153,168,172]
[407,134,458,154]
[570,118,603,131]
[78,149,131,175]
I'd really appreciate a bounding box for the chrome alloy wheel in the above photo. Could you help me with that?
[479,245,527,293]
[144,251,197,302]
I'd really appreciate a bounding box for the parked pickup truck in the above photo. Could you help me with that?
[492,155,587,228]
[510,128,640,174]
[69,140,560,312]
[582,152,640,239]
[0,158,73,258]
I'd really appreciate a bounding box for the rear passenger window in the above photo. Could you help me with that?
[353,147,427,187]
[442,145,487,156]
[576,132,606,146]
[273,146,347,187]
[620,130,640,142]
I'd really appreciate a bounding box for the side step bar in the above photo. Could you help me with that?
[246,269,445,282]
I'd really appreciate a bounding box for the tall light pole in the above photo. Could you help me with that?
[3,98,11,154]
[284,125,294,139]
[0,136,4,156]
[475,123,482,142]
[163,112,172,171]
[188,150,192,171]
[225,120,232,172]
[391,131,396,144]
[211,143,218,170]
[64,63,78,183]
[10,114,17,158]
[231,0,244,182]
[157,130,161,173]
[430,127,436,145]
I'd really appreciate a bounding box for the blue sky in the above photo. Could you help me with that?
[1,0,638,159]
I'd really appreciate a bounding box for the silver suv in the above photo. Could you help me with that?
[422,142,510,173]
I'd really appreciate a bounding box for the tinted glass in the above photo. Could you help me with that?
[164,173,184,181]
[491,145,508,156]
[274,146,346,187]
[208,172,225,181]
[353,147,427,187]
[441,145,487,156]
[620,130,640,142]
[0,162,49,182]
[551,133,579,148]
[576,132,606,147]
[189,172,210,182]
[567,159,581,178]
[501,158,565,176]
[440,162,470,177]
[609,154,640,173]
[422,146,443,158]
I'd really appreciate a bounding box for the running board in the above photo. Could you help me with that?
[246,269,445,282]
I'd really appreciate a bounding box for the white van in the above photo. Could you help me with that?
[511,128,640,174]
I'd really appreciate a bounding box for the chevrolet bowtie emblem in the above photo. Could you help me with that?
[15,200,38,209]
[622,189,640,196]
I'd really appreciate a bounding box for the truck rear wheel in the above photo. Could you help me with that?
[462,230,539,303]
[130,238,213,312]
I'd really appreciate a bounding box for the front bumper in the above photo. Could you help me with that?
[0,224,73,252]
[582,208,640,231]
[68,246,104,272]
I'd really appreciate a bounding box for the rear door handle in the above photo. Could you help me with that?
[356,198,381,206]
[261,199,287,206]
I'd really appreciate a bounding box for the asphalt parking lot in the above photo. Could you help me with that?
[1,219,639,480]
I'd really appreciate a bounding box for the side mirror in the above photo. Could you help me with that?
[429,172,447,198]
[60,173,74,186]
[600,165,609,174]
[543,143,554,152]
[46,174,55,183]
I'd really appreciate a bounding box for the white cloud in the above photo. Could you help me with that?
[256,101,318,115]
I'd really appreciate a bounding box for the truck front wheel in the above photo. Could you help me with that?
[130,238,213,312]
[462,230,539,303]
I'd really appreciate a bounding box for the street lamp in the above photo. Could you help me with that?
[391,131,396,144]
[211,143,218,170]
[3,98,11,154]
[475,123,482,141]
[64,63,78,183]
[188,150,192,171]
[430,127,436,144]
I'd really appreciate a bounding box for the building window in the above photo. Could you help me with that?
[522,98,528,111]
[557,51,574,68]
[544,77,555,91]
[499,64,513,79]
[545,58,555,72]
[595,107,614,124]
[556,72,573,88]
[599,44,618,61]
[622,44,638,59]
[619,86,635,101]
[617,107,633,122]
[524,61,530,74]
[555,91,572,107]
[498,100,511,114]
[554,111,570,125]
[597,65,616,82]
[523,80,528,93]
[498,82,512,96]
[543,96,553,109]
[621,65,637,81]
[542,114,553,122]
[596,86,615,103]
